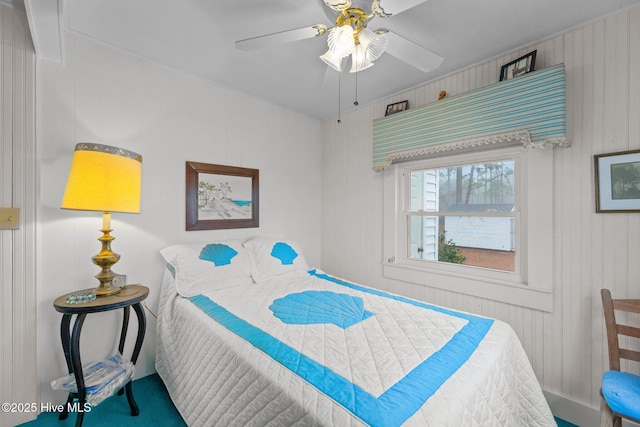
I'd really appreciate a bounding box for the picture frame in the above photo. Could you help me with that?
[385,100,408,116]
[186,162,259,230]
[499,50,537,81]
[112,274,127,287]
[594,149,640,213]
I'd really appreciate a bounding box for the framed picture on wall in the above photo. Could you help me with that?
[385,100,408,116]
[186,162,259,230]
[594,149,640,212]
[499,50,537,81]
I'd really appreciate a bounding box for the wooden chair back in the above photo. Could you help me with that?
[601,289,640,371]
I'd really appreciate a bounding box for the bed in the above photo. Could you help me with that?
[156,236,555,426]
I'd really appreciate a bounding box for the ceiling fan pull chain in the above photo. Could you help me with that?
[354,67,359,106]
[337,71,342,124]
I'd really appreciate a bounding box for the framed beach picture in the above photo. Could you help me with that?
[186,162,259,230]
[594,149,640,213]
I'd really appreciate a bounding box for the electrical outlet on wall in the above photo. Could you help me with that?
[0,208,19,229]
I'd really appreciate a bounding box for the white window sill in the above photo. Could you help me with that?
[383,263,553,312]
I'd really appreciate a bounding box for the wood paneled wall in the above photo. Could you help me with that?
[0,3,37,427]
[321,5,640,421]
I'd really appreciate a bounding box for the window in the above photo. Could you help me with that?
[383,147,554,312]
[408,159,517,272]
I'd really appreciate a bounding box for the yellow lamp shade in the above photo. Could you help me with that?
[61,143,142,213]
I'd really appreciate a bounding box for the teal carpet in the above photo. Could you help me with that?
[556,418,579,427]
[20,373,579,426]
[19,374,186,427]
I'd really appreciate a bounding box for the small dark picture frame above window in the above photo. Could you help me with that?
[385,100,408,116]
[499,50,537,81]
[594,149,640,213]
[186,161,259,230]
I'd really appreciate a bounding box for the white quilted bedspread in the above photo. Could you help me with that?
[156,270,555,426]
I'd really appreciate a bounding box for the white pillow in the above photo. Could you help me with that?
[243,236,309,282]
[160,239,253,296]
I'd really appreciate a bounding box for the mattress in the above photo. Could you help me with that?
[156,268,554,426]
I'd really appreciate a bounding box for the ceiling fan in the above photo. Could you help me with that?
[235,0,443,74]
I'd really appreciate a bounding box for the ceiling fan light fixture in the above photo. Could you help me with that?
[366,31,387,61]
[357,28,374,48]
[320,49,344,71]
[350,43,374,73]
[327,25,355,57]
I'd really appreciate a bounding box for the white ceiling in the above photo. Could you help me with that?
[19,0,640,120]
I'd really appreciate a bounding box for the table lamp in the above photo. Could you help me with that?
[61,143,142,296]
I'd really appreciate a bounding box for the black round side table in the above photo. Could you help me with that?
[53,284,149,427]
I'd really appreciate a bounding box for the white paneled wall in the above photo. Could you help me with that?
[37,31,322,408]
[321,5,640,423]
[0,4,37,427]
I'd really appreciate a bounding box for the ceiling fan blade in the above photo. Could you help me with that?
[383,30,442,73]
[236,25,328,51]
[375,0,429,17]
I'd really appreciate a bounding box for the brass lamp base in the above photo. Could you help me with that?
[92,212,122,296]
[94,282,121,297]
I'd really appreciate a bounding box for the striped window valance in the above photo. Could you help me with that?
[372,64,569,170]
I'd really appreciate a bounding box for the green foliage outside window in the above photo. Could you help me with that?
[438,233,466,264]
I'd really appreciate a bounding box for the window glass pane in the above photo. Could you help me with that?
[409,215,438,260]
[409,215,515,271]
[408,160,516,272]
[411,161,515,212]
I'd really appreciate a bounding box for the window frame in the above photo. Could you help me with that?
[383,147,554,312]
